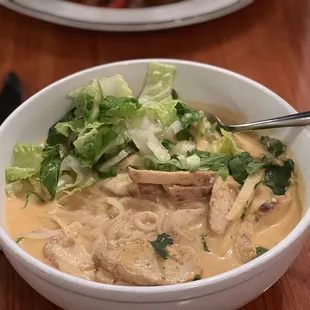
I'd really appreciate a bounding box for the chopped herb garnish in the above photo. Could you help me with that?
[150,233,173,259]
[260,135,286,157]
[201,233,210,252]
[96,167,117,179]
[15,237,24,244]
[176,128,194,141]
[162,139,175,151]
[229,152,264,184]
[255,246,269,257]
[263,159,294,195]
[22,191,45,209]
[193,274,201,281]
[175,101,204,128]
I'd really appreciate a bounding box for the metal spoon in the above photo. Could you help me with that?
[205,111,310,132]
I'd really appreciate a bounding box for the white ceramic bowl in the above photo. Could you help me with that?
[0,59,309,310]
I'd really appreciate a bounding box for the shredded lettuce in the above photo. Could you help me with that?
[196,118,221,142]
[128,129,170,162]
[54,119,84,137]
[99,74,133,98]
[139,62,176,104]
[141,98,177,128]
[57,155,96,195]
[74,126,124,168]
[70,79,103,123]
[5,167,37,183]
[13,144,43,171]
[170,141,196,156]
[209,129,242,157]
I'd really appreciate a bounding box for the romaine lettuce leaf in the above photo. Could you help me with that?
[99,74,133,98]
[57,155,95,195]
[74,126,125,167]
[70,79,103,123]
[128,129,170,162]
[5,167,37,183]
[141,98,177,128]
[139,62,176,104]
[209,129,242,157]
[98,96,141,120]
[54,119,84,137]
[13,143,43,171]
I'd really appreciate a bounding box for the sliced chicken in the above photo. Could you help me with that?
[208,177,239,234]
[134,183,164,198]
[94,236,202,286]
[99,173,137,196]
[163,184,212,201]
[234,221,256,263]
[44,222,95,281]
[128,167,216,186]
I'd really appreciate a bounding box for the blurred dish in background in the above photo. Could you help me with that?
[70,0,182,8]
[0,0,254,31]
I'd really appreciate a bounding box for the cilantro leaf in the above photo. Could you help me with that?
[176,128,194,141]
[175,101,204,128]
[263,159,294,195]
[201,233,210,252]
[162,139,175,151]
[260,135,286,157]
[22,191,46,209]
[15,237,24,244]
[96,167,117,179]
[255,246,269,257]
[150,233,173,259]
[193,274,201,281]
[229,152,264,184]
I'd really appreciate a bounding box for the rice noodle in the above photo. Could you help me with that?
[23,229,60,239]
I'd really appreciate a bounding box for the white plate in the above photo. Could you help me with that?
[0,0,254,31]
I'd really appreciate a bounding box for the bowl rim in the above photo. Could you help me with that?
[0,58,309,299]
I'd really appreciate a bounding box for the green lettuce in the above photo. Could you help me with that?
[5,144,43,183]
[74,126,125,167]
[139,62,176,104]
[141,98,177,128]
[57,155,96,195]
[209,129,242,157]
[70,79,103,123]
[99,74,133,98]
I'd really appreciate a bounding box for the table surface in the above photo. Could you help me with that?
[1,1,310,309]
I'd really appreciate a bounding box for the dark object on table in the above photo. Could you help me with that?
[0,73,23,125]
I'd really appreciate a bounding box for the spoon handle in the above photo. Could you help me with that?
[228,111,310,132]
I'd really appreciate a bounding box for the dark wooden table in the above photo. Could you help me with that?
[1,1,310,309]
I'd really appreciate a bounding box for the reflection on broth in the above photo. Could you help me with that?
[5,63,303,286]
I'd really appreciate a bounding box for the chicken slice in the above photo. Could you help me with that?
[208,177,238,234]
[44,222,95,281]
[234,220,256,263]
[128,167,216,186]
[163,184,212,201]
[93,236,202,286]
